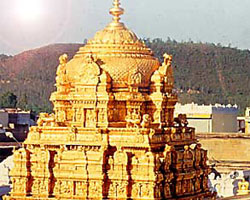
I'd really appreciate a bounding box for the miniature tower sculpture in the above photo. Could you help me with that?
[4,1,215,199]
[237,178,250,195]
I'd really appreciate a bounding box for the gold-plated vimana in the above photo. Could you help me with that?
[4,0,215,199]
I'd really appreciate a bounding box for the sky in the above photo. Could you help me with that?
[0,0,250,55]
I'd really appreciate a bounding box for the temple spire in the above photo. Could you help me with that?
[108,0,125,28]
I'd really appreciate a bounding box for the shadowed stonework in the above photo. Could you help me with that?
[3,0,215,199]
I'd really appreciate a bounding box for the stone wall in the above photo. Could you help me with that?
[197,133,250,198]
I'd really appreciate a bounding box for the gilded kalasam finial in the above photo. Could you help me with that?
[109,0,124,24]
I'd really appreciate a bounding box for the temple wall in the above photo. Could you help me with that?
[197,133,250,198]
[198,133,250,164]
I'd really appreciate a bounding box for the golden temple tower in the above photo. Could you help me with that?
[4,0,215,199]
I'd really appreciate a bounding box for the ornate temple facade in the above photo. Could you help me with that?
[4,0,215,199]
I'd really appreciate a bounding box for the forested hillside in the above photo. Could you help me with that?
[0,44,82,112]
[146,39,250,114]
[0,40,249,114]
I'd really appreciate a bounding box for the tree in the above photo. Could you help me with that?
[0,92,18,108]
[17,93,29,110]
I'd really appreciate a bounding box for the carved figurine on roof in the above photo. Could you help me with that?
[149,52,177,127]
[78,53,100,85]
[159,53,174,92]
[56,54,69,93]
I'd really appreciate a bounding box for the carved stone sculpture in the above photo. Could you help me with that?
[237,178,250,195]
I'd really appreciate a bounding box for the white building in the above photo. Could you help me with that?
[174,103,238,133]
[245,107,250,134]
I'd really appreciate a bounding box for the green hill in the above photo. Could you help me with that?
[146,38,250,114]
[0,40,249,115]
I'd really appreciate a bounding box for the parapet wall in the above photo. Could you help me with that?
[197,132,250,172]
[197,132,250,198]
[175,103,238,116]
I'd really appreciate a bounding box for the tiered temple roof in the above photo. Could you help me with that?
[4,0,215,199]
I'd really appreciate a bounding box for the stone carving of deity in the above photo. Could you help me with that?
[11,178,17,192]
[130,70,142,85]
[132,156,139,173]
[188,179,194,193]
[155,183,162,198]
[109,182,116,197]
[56,54,68,92]
[85,109,96,128]
[141,114,151,128]
[181,180,188,194]
[76,108,82,122]
[175,181,182,195]
[20,178,26,193]
[108,156,114,170]
[132,183,139,198]
[98,109,106,123]
[194,143,202,168]
[40,148,49,165]
[89,181,102,197]
[163,53,172,67]
[194,177,201,192]
[61,181,71,195]
[32,179,40,194]
[40,179,48,193]
[75,182,86,196]
[183,145,193,171]
[164,54,174,86]
[141,184,150,197]
[125,108,141,128]
[108,109,114,121]
[163,145,172,172]
[157,53,174,88]
[201,149,208,168]
[53,180,60,195]
[79,54,100,85]
[164,182,171,198]
[155,154,162,172]
[154,109,161,123]
[56,109,66,123]
[117,182,126,197]
[114,151,127,172]
[202,175,209,191]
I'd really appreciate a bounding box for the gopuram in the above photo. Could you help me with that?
[4,0,215,199]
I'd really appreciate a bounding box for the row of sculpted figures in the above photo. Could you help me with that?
[5,142,214,200]
[54,52,174,94]
[47,52,177,129]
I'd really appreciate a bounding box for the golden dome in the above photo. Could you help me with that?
[66,0,160,89]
